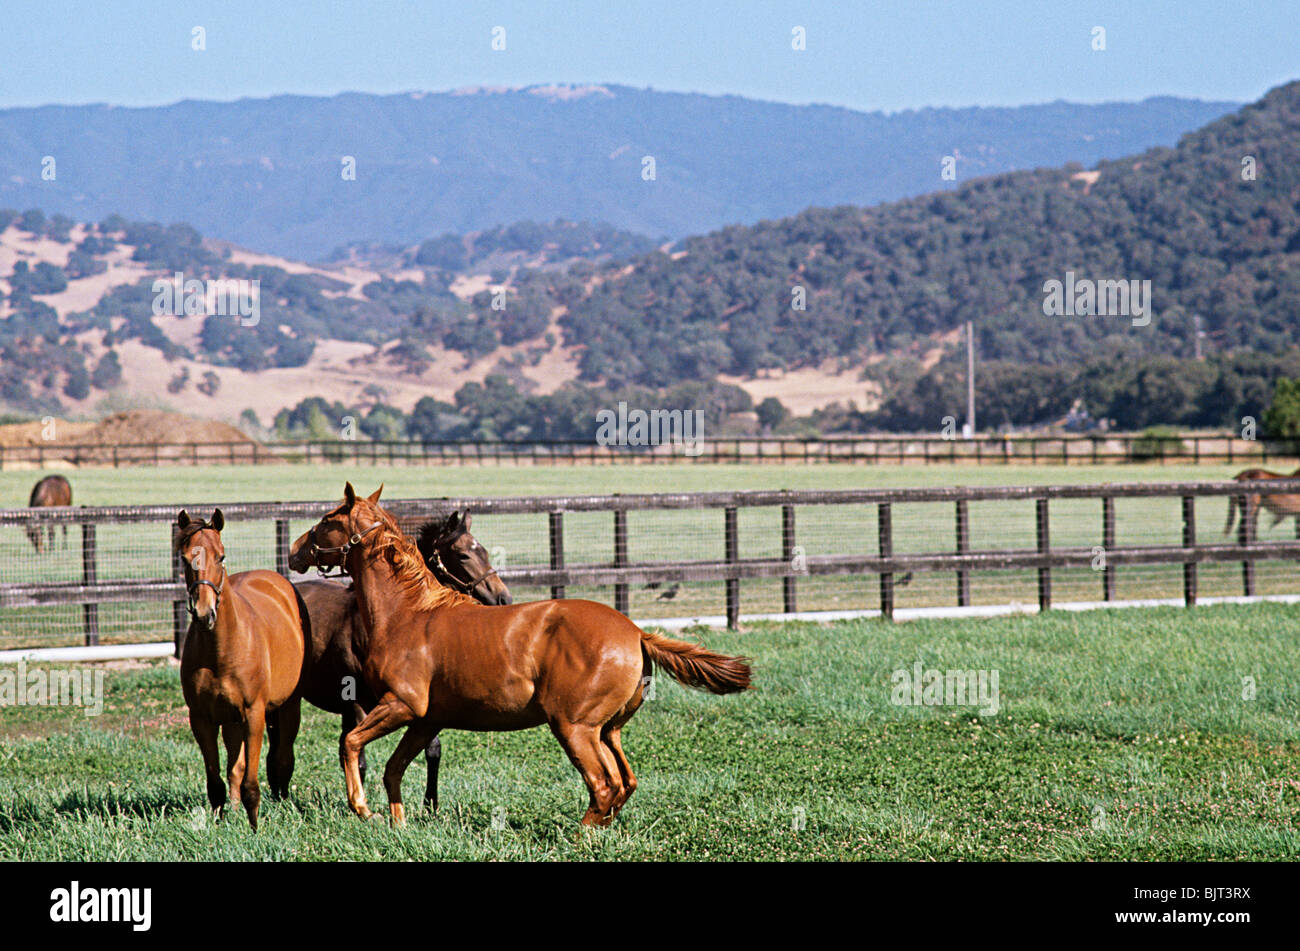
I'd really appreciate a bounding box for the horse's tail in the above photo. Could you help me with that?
[639,629,752,695]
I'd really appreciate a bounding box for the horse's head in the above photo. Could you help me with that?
[416,511,512,605]
[175,508,227,630]
[288,482,387,575]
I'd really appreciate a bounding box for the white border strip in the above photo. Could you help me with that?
[5,593,1300,661]
[0,642,175,663]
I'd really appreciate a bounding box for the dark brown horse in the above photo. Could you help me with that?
[177,509,309,830]
[26,474,71,553]
[1223,467,1300,536]
[288,484,752,827]
[294,511,510,810]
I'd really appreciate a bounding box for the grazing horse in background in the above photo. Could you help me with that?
[177,509,309,830]
[26,474,71,553]
[1222,467,1300,537]
[294,510,511,810]
[288,484,752,828]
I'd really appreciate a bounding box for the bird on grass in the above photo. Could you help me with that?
[655,583,681,601]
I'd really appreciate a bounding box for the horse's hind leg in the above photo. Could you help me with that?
[189,712,225,817]
[267,700,300,800]
[549,719,623,827]
[423,732,442,811]
[384,722,438,827]
[602,726,637,818]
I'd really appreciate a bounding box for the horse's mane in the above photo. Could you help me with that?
[361,504,477,612]
[414,516,457,565]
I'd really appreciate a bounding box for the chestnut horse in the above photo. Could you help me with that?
[295,511,511,810]
[177,509,309,830]
[1222,467,1300,536]
[26,474,71,553]
[288,484,752,827]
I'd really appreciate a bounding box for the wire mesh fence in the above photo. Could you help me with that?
[3,480,1300,651]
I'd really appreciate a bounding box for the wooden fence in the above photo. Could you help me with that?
[1,433,1298,469]
[3,479,1300,654]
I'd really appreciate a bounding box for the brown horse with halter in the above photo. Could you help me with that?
[26,474,72,553]
[177,509,309,830]
[294,511,510,810]
[288,484,752,827]
[1222,467,1300,537]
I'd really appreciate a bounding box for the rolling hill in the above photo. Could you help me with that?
[0,85,1237,260]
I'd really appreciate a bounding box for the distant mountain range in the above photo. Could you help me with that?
[0,85,1238,259]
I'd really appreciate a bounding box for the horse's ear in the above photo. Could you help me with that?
[211,508,224,532]
[462,512,472,531]
[367,484,384,503]
[177,510,191,529]
[344,482,357,505]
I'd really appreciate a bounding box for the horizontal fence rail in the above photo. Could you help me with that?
[0,433,1297,469]
[3,479,1300,654]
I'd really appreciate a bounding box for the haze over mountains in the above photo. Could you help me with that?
[0,85,1239,260]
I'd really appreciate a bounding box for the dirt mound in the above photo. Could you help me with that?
[0,411,255,447]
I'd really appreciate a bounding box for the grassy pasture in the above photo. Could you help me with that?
[2,462,1297,648]
[1,602,1298,861]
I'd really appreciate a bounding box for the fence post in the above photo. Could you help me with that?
[1182,495,1197,606]
[549,511,565,600]
[275,518,291,577]
[724,506,739,629]
[613,509,629,616]
[81,518,99,646]
[1238,492,1255,596]
[955,499,970,607]
[781,503,797,614]
[878,502,894,620]
[1102,496,1116,601]
[172,540,188,658]
[1036,498,1051,611]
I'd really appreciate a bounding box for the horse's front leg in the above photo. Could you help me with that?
[341,695,415,820]
[189,710,225,817]
[341,703,369,785]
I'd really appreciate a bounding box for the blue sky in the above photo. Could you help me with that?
[1,0,1294,111]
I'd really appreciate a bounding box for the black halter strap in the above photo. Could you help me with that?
[426,544,499,595]
[186,565,226,619]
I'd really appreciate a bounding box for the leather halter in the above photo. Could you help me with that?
[308,520,381,577]
[425,542,499,596]
[186,565,226,620]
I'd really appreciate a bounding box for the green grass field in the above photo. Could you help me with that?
[2,461,1298,648]
[2,602,1298,860]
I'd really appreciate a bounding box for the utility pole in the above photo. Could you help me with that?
[965,320,975,438]
[1193,314,1204,360]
